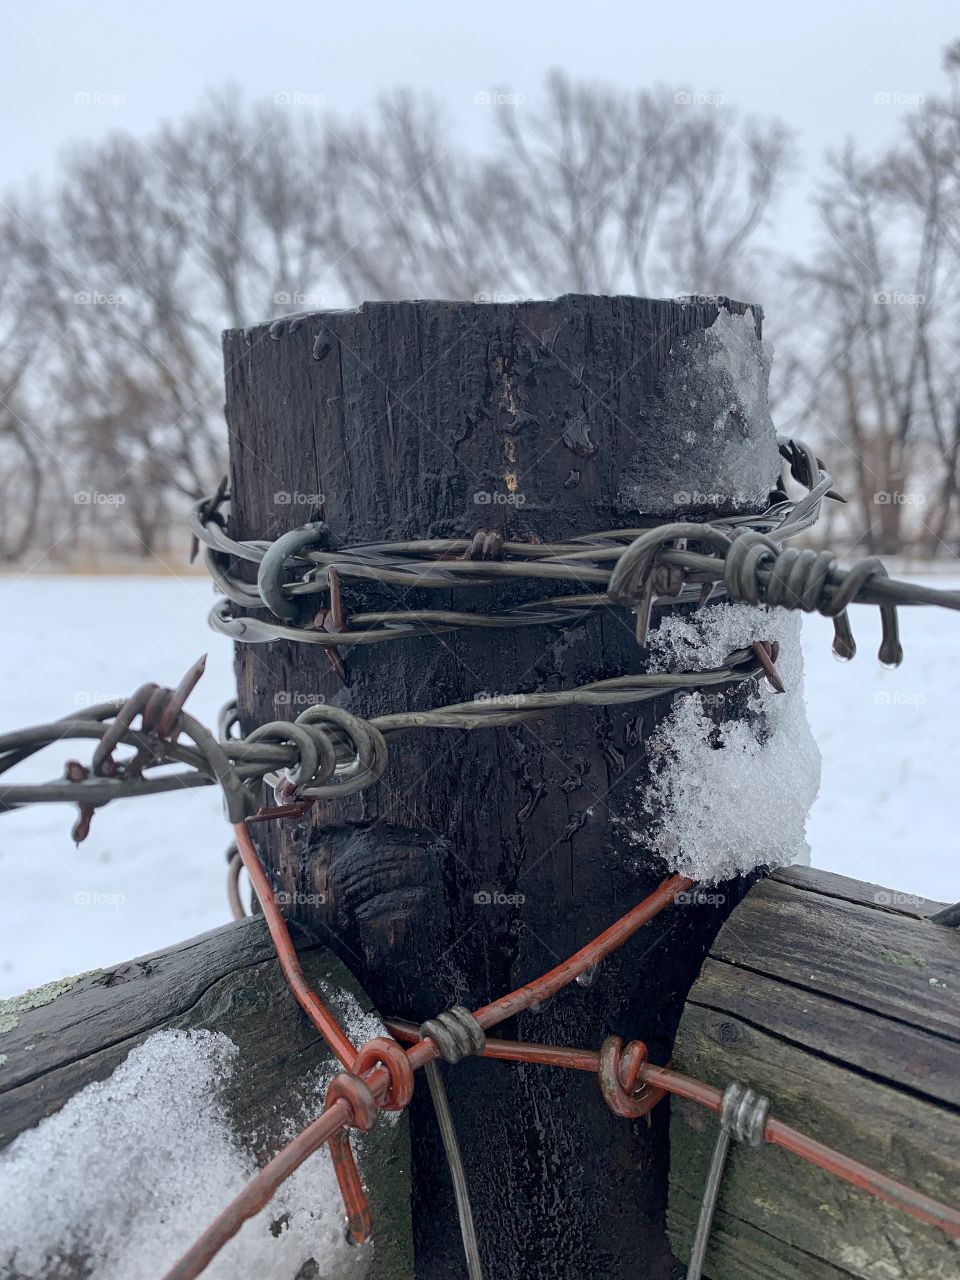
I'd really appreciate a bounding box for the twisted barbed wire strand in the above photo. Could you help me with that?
[191,437,833,646]
[0,648,774,822]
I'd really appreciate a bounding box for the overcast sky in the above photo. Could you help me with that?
[1,1,956,275]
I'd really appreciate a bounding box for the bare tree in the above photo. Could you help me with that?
[0,204,53,562]
[787,73,960,556]
[891,89,960,554]
[5,91,341,551]
[322,73,792,302]
[0,75,795,562]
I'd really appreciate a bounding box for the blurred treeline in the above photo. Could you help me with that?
[2,52,960,565]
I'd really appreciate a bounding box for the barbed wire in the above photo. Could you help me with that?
[5,435,960,834]
[0,645,778,836]
[190,437,830,640]
[192,435,960,666]
[3,425,960,1277]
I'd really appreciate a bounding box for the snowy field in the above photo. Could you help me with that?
[0,572,957,999]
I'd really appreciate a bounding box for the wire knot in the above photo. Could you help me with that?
[257,521,333,623]
[686,1080,772,1279]
[244,704,389,814]
[324,1071,380,1132]
[352,1037,414,1113]
[598,1035,668,1118]
[720,1080,769,1147]
[419,1006,486,1063]
[461,528,504,561]
[606,522,733,644]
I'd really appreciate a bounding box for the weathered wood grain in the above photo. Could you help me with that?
[670,1185,852,1280]
[687,958,960,1109]
[772,865,948,921]
[669,866,960,1280]
[0,918,310,1117]
[713,874,960,1042]
[224,294,781,1278]
[0,917,413,1279]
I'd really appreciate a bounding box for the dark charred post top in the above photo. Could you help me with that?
[223,296,781,1279]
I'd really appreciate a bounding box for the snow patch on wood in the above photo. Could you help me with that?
[631,603,821,882]
[0,1028,372,1279]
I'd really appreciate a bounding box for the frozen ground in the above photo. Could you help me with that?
[0,572,957,998]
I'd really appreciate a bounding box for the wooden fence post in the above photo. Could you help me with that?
[222,295,784,1278]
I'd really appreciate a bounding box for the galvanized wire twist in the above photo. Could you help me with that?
[608,523,914,663]
[686,1082,771,1280]
[419,1006,487,1065]
[720,1081,770,1147]
[722,533,902,665]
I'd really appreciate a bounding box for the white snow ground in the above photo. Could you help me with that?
[0,572,957,998]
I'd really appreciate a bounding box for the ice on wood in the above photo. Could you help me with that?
[617,308,781,517]
[625,602,821,882]
[0,1029,375,1279]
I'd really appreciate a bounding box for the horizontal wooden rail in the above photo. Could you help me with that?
[669,866,960,1280]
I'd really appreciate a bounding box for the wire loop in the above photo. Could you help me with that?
[721,1081,770,1147]
[325,1071,380,1133]
[352,1038,415,1113]
[420,1006,486,1064]
[598,1036,669,1119]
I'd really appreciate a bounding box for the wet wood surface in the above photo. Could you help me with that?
[224,294,782,1279]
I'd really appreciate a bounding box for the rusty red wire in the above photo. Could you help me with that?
[385,1022,960,1239]
[233,821,358,1068]
[161,820,960,1280]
